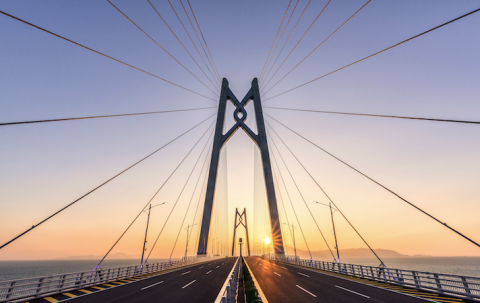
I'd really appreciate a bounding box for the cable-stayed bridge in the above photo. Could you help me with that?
[1,1,480,303]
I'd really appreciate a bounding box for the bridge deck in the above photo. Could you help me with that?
[245,256,471,303]
[24,257,236,303]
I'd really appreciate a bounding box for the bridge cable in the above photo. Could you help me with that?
[0,113,216,251]
[144,130,216,262]
[261,0,333,92]
[260,0,300,87]
[92,121,214,269]
[147,0,219,93]
[107,0,218,96]
[266,113,480,249]
[267,121,386,265]
[267,129,334,261]
[165,0,219,87]
[261,0,311,90]
[263,0,370,95]
[264,106,480,125]
[168,131,214,260]
[259,1,292,81]
[0,107,216,126]
[185,0,222,82]
[263,7,480,102]
[187,145,213,256]
[0,10,216,102]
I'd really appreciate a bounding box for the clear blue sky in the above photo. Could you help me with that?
[1,1,479,260]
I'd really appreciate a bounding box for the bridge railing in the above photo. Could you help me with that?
[263,254,480,301]
[218,257,241,303]
[0,256,204,303]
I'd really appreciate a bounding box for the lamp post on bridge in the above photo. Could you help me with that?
[314,201,341,265]
[283,223,297,259]
[140,202,168,268]
[184,223,198,260]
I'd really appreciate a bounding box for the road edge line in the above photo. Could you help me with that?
[244,257,269,303]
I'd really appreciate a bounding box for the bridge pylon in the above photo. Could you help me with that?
[197,78,285,256]
[231,208,250,256]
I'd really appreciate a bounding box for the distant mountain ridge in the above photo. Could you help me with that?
[287,247,425,259]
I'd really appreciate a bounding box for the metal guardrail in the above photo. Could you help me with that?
[263,254,480,301]
[0,256,209,303]
[218,257,241,303]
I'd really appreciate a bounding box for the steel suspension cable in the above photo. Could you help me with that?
[0,113,216,250]
[259,1,292,81]
[268,140,313,259]
[266,113,480,249]
[0,107,216,126]
[144,129,215,262]
[147,0,219,93]
[267,129,334,260]
[179,0,220,83]
[186,0,222,81]
[92,121,215,270]
[263,0,370,95]
[261,0,312,91]
[166,0,219,87]
[264,7,480,101]
[168,131,214,260]
[0,10,216,102]
[262,0,332,92]
[267,120,385,265]
[107,1,218,96]
[261,0,300,87]
[264,106,480,125]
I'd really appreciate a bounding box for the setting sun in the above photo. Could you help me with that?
[264,238,270,244]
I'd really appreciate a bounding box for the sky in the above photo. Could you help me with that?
[1,0,479,261]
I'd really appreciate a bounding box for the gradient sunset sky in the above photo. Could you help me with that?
[1,0,479,260]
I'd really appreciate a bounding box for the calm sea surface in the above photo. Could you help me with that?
[0,257,479,282]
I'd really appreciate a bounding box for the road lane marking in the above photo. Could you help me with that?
[62,293,76,298]
[296,285,317,297]
[335,285,370,298]
[298,272,310,277]
[91,286,104,290]
[103,284,115,287]
[216,266,220,268]
[265,267,269,269]
[206,270,212,274]
[44,297,59,302]
[281,266,287,269]
[199,266,204,269]
[182,280,196,288]
[78,289,92,294]
[141,281,164,290]
[274,272,281,276]
[182,271,191,275]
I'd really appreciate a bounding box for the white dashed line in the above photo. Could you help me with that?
[335,285,370,298]
[141,281,163,290]
[182,280,196,289]
[274,272,281,276]
[181,271,191,275]
[216,266,220,268]
[296,285,317,297]
[198,266,204,269]
[265,267,269,269]
[281,266,287,269]
[298,272,310,277]
[206,270,212,275]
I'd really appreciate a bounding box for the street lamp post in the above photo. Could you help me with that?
[314,201,341,265]
[184,223,198,260]
[140,202,168,269]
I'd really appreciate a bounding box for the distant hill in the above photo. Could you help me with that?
[53,252,139,260]
[286,247,415,260]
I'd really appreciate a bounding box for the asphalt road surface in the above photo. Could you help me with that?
[245,256,433,303]
[59,257,237,303]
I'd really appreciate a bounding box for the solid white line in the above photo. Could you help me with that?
[206,270,212,275]
[296,285,317,297]
[141,281,163,290]
[298,272,310,277]
[274,272,281,276]
[335,285,370,298]
[182,271,191,275]
[182,280,196,289]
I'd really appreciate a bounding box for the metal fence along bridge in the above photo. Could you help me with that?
[1,1,480,303]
